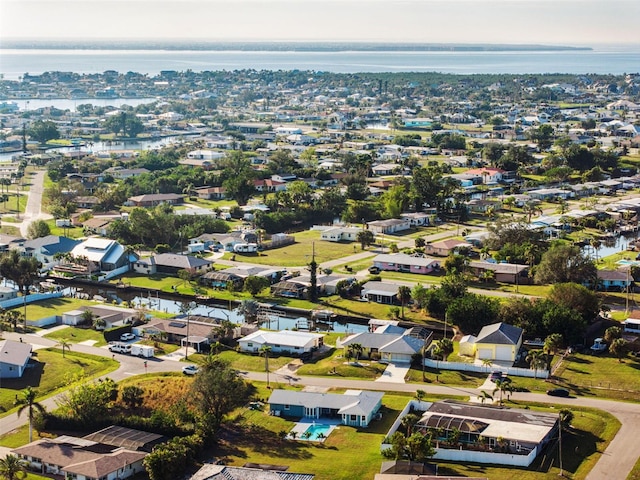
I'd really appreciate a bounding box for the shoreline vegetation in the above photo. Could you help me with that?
[1,40,594,52]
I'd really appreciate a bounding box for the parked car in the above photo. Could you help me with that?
[182,365,199,375]
[546,388,570,397]
[490,371,504,382]
[368,266,381,274]
[109,342,132,354]
[120,333,136,341]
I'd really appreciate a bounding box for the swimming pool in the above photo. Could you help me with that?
[617,259,640,266]
[299,423,334,441]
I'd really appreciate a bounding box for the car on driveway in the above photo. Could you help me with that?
[368,266,381,274]
[182,365,199,375]
[490,371,504,382]
[120,333,136,341]
[547,388,570,397]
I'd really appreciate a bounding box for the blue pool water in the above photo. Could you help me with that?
[301,424,333,441]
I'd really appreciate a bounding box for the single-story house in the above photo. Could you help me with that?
[223,265,284,283]
[468,261,530,284]
[268,389,384,427]
[623,317,640,334]
[136,317,222,352]
[319,226,361,242]
[152,253,212,275]
[464,167,505,184]
[62,305,137,328]
[195,186,226,200]
[413,400,558,466]
[238,329,324,355]
[459,322,523,363]
[585,269,633,291]
[372,253,440,275]
[254,179,287,192]
[361,281,399,304]
[0,339,32,379]
[82,425,165,453]
[82,217,115,236]
[190,464,315,480]
[12,436,146,480]
[271,280,307,299]
[400,212,431,226]
[200,270,244,289]
[339,331,432,364]
[367,218,410,234]
[126,193,184,207]
[21,235,83,270]
[0,285,18,301]
[424,239,472,257]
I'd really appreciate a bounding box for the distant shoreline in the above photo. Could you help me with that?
[0,40,593,52]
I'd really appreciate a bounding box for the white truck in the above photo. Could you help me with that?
[109,342,132,354]
[131,345,155,358]
[590,338,607,354]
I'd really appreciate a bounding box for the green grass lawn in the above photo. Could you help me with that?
[0,348,118,415]
[44,219,85,239]
[21,297,109,321]
[224,230,357,267]
[296,347,387,379]
[190,350,296,372]
[550,352,640,402]
[628,456,640,480]
[0,193,27,216]
[43,326,107,347]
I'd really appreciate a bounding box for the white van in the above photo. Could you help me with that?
[131,345,155,358]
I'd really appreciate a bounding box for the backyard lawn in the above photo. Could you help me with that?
[296,347,387,379]
[0,348,118,415]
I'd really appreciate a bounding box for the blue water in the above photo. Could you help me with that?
[301,423,333,440]
[1,45,638,79]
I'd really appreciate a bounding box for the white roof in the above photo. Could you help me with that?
[239,329,323,348]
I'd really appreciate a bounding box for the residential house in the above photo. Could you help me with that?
[75,196,100,209]
[136,317,223,352]
[587,269,633,291]
[190,464,315,480]
[152,253,213,275]
[340,330,432,364]
[83,425,165,453]
[62,305,137,328]
[195,186,226,200]
[361,281,399,304]
[424,239,472,257]
[623,314,640,334]
[0,286,17,301]
[400,212,431,227]
[468,261,530,284]
[317,225,361,242]
[12,437,146,480]
[200,270,244,290]
[223,264,284,283]
[82,217,115,236]
[459,322,523,363]
[367,218,410,235]
[270,280,307,299]
[238,329,324,355]
[71,238,134,272]
[413,400,558,466]
[268,389,384,427]
[466,199,502,214]
[21,235,82,270]
[126,193,184,207]
[371,163,401,175]
[0,339,32,378]
[254,179,287,192]
[372,253,440,275]
[103,167,150,179]
[464,167,505,184]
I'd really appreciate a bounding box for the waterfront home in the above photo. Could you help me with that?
[372,253,440,275]
[360,281,399,304]
[268,389,383,427]
[339,330,432,364]
[584,269,633,291]
[459,322,523,363]
[238,329,324,355]
[0,339,32,379]
[200,270,244,290]
[152,253,212,275]
[21,235,82,270]
[70,237,133,272]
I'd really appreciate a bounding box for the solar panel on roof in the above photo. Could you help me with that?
[168,322,186,328]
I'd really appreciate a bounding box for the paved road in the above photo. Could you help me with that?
[20,169,51,237]
[2,329,639,479]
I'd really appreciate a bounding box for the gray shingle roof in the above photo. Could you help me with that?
[475,322,523,345]
[268,389,383,417]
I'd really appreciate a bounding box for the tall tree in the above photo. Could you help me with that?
[0,454,27,480]
[534,244,597,285]
[0,250,42,295]
[16,387,45,443]
[28,120,60,144]
[398,285,412,318]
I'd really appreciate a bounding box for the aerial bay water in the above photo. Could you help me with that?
[1,44,638,79]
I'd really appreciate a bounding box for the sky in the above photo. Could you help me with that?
[1,0,638,46]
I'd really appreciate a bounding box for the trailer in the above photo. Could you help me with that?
[131,345,155,358]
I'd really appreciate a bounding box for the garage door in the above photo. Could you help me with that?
[478,348,493,359]
[495,346,513,361]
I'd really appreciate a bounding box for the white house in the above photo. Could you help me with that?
[367,218,410,234]
[238,330,324,355]
[318,226,361,242]
[0,340,32,379]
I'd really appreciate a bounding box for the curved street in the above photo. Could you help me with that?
[1,330,639,479]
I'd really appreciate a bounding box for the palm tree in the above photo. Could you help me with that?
[481,358,493,372]
[397,285,412,319]
[56,338,72,358]
[15,387,45,443]
[543,333,563,369]
[526,349,546,378]
[347,343,363,364]
[493,378,513,405]
[590,238,602,263]
[0,454,27,480]
[236,299,260,323]
[415,389,426,402]
[479,390,493,405]
[401,412,420,436]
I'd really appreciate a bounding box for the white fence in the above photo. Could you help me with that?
[381,399,432,450]
[431,445,538,467]
[423,359,549,379]
[28,315,58,328]
[0,291,63,310]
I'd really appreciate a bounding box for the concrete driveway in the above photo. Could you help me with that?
[375,362,409,383]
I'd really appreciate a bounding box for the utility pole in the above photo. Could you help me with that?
[558,413,564,477]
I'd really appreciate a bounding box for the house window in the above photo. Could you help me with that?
[284,405,290,410]
[350,414,357,421]
[361,416,366,421]
[247,343,253,347]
